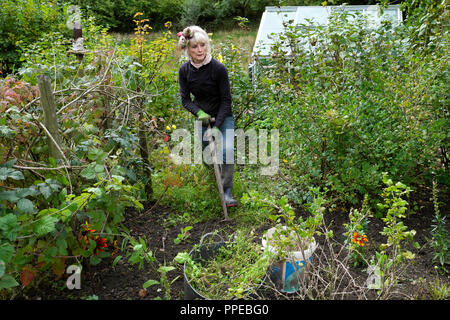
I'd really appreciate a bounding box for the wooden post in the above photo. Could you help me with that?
[72,21,84,63]
[37,74,63,161]
[69,21,86,77]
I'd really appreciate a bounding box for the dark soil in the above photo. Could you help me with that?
[13,185,449,300]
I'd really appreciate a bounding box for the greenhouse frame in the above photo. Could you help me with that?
[249,5,403,82]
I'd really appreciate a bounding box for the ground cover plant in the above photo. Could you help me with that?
[0,0,448,301]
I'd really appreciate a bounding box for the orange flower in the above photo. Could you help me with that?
[352,232,369,247]
[111,240,119,258]
[80,221,96,245]
[82,221,95,233]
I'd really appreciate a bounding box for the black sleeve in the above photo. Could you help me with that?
[178,64,200,116]
[214,63,232,128]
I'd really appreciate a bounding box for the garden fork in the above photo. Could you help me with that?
[206,118,229,221]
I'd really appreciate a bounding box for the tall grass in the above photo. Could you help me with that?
[110,27,257,66]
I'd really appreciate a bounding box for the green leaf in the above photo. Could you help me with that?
[94,164,104,173]
[90,255,102,266]
[133,199,144,210]
[34,215,58,237]
[0,125,16,139]
[56,238,68,256]
[0,214,20,241]
[43,246,58,262]
[17,198,34,213]
[48,157,56,167]
[173,252,189,264]
[15,187,38,198]
[87,187,103,196]
[37,208,59,218]
[112,255,123,267]
[403,250,415,260]
[0,274,19,289]
[143,279,159,289]
[0,190,20,202]
[0,167,24,181]
[88,148,107,162]
[158,266,175,273]
[111,175,125,183]
[58,188,67,202]
[0,260,5,278]
[80,166,96,180]
[0,243,15,263]
[39,185,52,199]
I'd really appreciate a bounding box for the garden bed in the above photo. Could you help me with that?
[13,185,449,300]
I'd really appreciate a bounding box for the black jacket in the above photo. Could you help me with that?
[178,58,232,128]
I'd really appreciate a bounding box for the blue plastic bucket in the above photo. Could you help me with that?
[262,226,317,293]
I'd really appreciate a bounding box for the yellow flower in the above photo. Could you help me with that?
[282,159,288,163]
[218,54,224,63]
[166,125,171,130]
[172,125,177,130]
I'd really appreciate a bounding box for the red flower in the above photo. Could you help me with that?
[352,232,368,247]
[163,134,170,142]
[93,236,108,255]
[80,221,109,255]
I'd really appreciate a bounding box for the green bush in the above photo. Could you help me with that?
[0,0,68,75]
[257,9,449,204]
[0,15,180,292]
[68,0,184,31]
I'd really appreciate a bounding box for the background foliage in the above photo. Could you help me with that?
[0,0,68,74]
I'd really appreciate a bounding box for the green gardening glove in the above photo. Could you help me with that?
[212,126,220,136]
[206,126,220,141]
[196,110,211,126]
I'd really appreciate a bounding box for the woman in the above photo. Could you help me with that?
[177,26,237,207]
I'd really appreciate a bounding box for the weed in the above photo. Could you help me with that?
[430,181,449,274]
[173,226,193,245]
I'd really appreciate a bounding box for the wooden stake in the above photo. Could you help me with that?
[37,74,63,160]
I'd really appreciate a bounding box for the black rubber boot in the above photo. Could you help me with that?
[221,164,238,207]
[224,187,238,207]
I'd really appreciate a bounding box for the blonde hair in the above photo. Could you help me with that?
[178,26,211,57]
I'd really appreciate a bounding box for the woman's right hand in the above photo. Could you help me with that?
[196,110,211,126]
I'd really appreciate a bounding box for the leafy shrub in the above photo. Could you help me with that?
[257,9,449,204]
[68,0,184,31]
[0,15,180,293]
[0,0,68,74]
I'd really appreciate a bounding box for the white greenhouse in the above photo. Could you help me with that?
[249,5,403,80]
